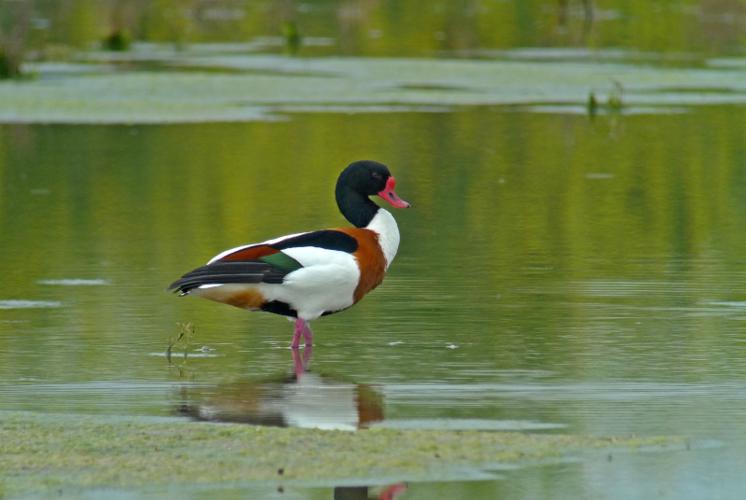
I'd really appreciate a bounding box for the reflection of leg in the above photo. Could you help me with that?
[291,345,313,379]
[290,318,306,349]
[302,344,313,368]
[379,483,408,500]
[301,321,313,346]
[291,348,303,378]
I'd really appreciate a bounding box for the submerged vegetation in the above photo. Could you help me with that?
[0,411,682,497]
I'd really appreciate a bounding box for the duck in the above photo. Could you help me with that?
[168,160,410,348]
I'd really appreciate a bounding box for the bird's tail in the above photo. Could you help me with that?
[168,261,288,295]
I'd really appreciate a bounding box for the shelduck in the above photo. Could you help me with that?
[169,160,410,348]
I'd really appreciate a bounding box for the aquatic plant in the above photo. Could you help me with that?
[166,321,195,362]
[608,79,624,110]
[0,0,30,79]
[0,48,22,79]
[0,411,684,496]
[282,21,302,54]
[587,90,598,116]
[4,53,745,123]
[102,29,132,51]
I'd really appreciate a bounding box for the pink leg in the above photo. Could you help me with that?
[301,321,313,346]
[290,318,305,349]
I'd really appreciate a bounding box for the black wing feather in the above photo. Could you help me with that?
[168,261,289,295]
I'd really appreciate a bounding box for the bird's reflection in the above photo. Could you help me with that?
[334,483,408,500]
[177,347,384,430]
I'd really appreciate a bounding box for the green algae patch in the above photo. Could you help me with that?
[3,51,746,123]
[0,411,682,497]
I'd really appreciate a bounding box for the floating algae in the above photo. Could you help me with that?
[0,411,684,497]
[3,51,746,124]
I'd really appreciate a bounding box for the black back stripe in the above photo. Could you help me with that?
[273,230,358,253]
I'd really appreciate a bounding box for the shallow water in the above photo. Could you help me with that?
[3,102,746,496]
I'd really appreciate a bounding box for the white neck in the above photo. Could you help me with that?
[366,209,400,269]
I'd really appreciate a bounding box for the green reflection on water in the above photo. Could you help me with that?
[12,0,746,58]
[1,106,746,406]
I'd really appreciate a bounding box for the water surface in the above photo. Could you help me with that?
[2,105,746,497]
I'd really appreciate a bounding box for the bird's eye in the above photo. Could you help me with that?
[371,172,382,180]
